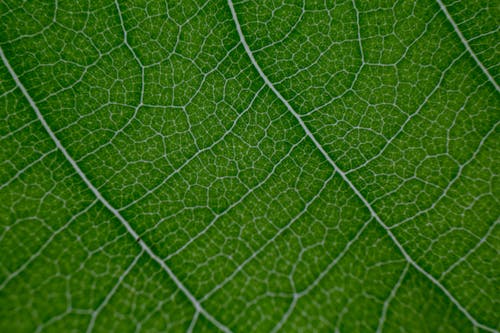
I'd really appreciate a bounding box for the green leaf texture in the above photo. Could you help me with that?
[1,0,499,332]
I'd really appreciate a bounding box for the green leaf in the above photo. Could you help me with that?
[0,0,498,332]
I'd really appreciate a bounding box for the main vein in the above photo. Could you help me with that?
[0,46,231,333]
[436,0,499,92]
[226,1,497,332]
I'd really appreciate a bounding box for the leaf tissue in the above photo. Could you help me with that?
[0,0,498,332]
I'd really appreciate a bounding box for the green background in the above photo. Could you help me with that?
[0,0,498,332]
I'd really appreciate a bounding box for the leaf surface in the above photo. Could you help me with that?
[0,0,499,332]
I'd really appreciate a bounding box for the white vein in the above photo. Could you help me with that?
[0,200,98,290]
[376,263,409,333]
[0,46,232,333]
[390,121,499,229]
[0,147,58,191]
[436,0,499,92]
[440,219,499,280]
[271,216,374,333]
[187,310,200,333]
[165,133,308,261]
[86,249,144,333]
[201,170,336,302]
[227,1,497,331]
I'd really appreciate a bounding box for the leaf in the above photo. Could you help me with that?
[0,0,498,332]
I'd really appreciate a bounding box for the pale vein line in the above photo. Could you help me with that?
[270,295,298,333]
[119,82,265,212]
[271,217,373,333]
[0,147,58,191]
[376,263,409,333]
[0,46,232,333]
[436,0,499,92]
[86,249,144,333]
[390,121,499,229]
[347,50,467,176]
[166,133,308,261]
[201,170,336,302]
[295,219,371,298]
[0,200,98,290]
[187,310,200,333]
[440,219,499,280]
[227,1,497,331]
